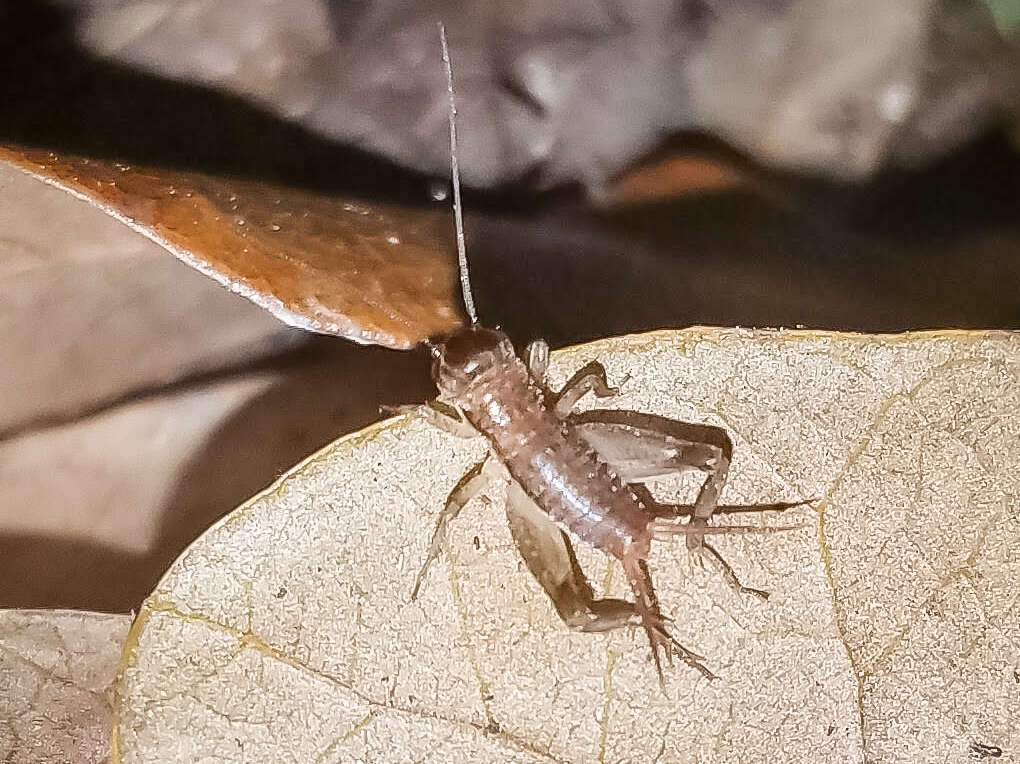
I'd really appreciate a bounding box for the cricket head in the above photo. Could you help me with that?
[431,325,515,395]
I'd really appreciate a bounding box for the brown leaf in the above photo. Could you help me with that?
[0,161,301,435]
[112,328,1019,761]
[607,154,744,205]
[0,147,463,349]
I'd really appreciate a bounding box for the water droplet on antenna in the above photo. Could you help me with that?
[429,180,449,202]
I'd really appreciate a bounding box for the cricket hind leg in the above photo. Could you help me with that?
[505,483,714,683]
[572,408,810,535]
[572,409,807,598]
[570,409,731,486]
[505,482,637,632]
[620,548,715,685]
[412,456,493,599]
[570,409,734,552]
[639,484,809,600]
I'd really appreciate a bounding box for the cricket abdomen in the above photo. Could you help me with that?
[455,350,652,560]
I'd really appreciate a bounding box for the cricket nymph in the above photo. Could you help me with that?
[416,324,806,683]
[405,25,809,687]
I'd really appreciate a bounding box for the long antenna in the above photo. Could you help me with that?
[439,23,478,325]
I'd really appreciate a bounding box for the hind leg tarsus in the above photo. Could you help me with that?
[621,551,716,685]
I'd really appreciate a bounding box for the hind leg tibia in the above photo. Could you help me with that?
[649,495,810,599]
[620,549,715,684]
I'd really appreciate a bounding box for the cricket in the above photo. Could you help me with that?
[404,24,810,686]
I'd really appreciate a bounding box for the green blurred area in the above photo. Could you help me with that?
[984,0,1020,30]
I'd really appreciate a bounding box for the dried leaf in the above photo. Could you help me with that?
[0,373,279,610]
[607,154,744,205]
[0,160,300,435]
[0,609,131,764]
[113,329,1018,762]
[0,158,438,611]
[0,147,462,349]
[0,349,432,612]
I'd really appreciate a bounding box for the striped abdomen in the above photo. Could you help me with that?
[454,351,652,560]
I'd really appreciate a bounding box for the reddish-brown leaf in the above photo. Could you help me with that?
[0,146,464,349]
[608,153,744,205]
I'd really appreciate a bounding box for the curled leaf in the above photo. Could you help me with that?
[0,147,463,349]
[114,329,1018,761]
[0,159,300,436]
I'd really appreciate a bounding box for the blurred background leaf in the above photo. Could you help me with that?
[0,609,130,764]
[48,0,1019,188]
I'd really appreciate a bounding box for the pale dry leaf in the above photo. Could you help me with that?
[114,329,1018,763]
[0,609,131,764]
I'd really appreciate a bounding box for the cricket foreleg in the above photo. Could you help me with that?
[552,360,624,417]
[412,456,492,598]
[524,339,550,384]
[386,399,478,439]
